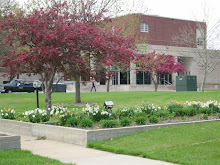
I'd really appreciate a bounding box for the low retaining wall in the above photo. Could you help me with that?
[0,133,20,150]
[0,119,219,147]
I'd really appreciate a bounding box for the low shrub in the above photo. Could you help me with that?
[0,108,15,120]
[116,107,136,119]
[209,103,220,113]
[83,104,113,122]
[58,110,73,125]
[79,119,94,128]
[199,108,212,115]
[140,104,154,115]
[101,120,118,128]
[171,107,196,117]
[41,114,50,122]
[23,109,50,123]
[168,112,176,120]
[168,103,184,111]
[135,112,147,118]
[120,117,132,127]
[49,106,68,116]
[66,117,80,127]
[203,114,208,120]
[135,116,146,125]
[153,109,169,118]
[183,107,197,116]
[149,115,159,123]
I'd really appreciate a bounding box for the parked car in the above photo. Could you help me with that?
[0,79,41,93]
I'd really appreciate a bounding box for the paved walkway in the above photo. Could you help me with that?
[20,135,176,165]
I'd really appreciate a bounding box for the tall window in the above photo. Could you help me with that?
[136,71,151,84]
[112,72,119,85]
[140,23,149,32]
[159,74,172,85]
[120,71,130,85]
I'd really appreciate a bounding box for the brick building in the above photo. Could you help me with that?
[79,14,219,92]
[1,14,219,91]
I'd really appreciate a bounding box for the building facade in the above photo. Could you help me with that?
[1,14,219,91]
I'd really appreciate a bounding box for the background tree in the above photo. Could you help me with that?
[135,52,185,91]
[1,1,136,109]
[0,0,19,80]
[173,10,220,92]
[91,27,136,92]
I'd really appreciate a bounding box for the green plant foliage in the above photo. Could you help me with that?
[23,108,50,123]
[120,117,132,127]
[149,115,159,123]
[135,116,146,125]
[116,107,136,119]
[0,108,15,120]
[153,109,169,118]
[168,112,176,120]
[209,103,220,113]
[199,108,212,115]
[79,119,94,128]
[183,107,197,116]
[101,120,118,128]
[66,117,80,127]
[135,112,147,118]
[203,114,208,120]
[168,103,184,111]
[83,104,114,122]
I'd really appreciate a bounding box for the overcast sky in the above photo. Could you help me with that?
[18,0,220,22]
[18,0,220,45]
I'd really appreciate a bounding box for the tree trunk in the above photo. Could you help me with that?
[201,74,207,92]
[75,75,81,103]
[107,79,110,92]
[45,89,52,110]
[153,81,158,92]
[152,74,158,92]
[42,70,56,111]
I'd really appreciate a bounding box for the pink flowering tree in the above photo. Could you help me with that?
[91,27,136,92]
[0,1,137,108]
[135,52,185,91]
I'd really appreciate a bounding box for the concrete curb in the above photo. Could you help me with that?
[0,132,21,150]
[0,118,219,146]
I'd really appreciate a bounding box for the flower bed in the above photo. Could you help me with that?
[1,100,220,129]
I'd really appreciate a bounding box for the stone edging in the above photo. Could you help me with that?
[0,132,21,150]
[0,119,219,147]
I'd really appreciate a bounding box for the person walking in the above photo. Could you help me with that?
[90,80,96,92]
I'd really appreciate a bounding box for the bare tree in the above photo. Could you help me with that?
[173,18,220,92]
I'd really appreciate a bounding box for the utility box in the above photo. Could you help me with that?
[52,83,66,92]
[176,75,197,91]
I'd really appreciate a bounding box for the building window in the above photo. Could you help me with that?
[197,38,204,46]
[140,23,149,32]
[112,72,119,85]
[159,74,172,85]
[120,71,130,85]
[136,71,151,84]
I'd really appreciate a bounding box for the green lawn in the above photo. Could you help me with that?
[0,90,220,114]
[0,150,74,165]
[88,121,220,165]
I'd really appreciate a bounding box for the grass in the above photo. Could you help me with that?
[88,121,220,165]
[0,90,220,114]
[0,149,74,165]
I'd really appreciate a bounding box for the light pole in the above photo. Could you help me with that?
[33,80,42,108]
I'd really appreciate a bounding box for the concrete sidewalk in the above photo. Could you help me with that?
[20,135,176,165]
